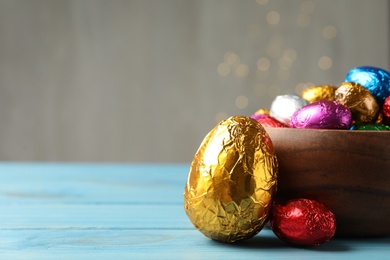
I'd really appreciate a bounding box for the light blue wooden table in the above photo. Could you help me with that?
[0,163,389,259]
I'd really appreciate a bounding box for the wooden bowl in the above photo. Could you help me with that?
[265,127,390,237]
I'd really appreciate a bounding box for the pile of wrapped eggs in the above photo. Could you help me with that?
[184,66,390,248]
[252,66,390,131]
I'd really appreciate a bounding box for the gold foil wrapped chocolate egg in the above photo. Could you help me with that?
[184,116,278,243]
[253,108,270,116]
[376,112,383,124]
[335,82,380,124]
[301,85,337,103]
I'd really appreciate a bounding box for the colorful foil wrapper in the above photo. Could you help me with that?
[375,112,384,124]
[345,66,390,104]
[350,124,390,131]
[335,82,380,124]
[253,108,270,116]
[252,114,287,128]
[301,85,337,103]
[383,96,390,125]
[290,100,352,129]
[270,198,336,246]
[270,94,309,126]
[184,116,278,243]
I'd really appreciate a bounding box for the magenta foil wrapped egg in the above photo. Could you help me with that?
[290,100,352,129]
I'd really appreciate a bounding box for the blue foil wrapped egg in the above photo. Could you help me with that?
[344,66,390,104]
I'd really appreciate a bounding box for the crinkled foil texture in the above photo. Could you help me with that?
[271,199,336,246]
[270,94,308,126]
[301,85,337,103]
[335,82,380,124]
[184,116,278,243]
[290,100,352,129]
[345,66,390,104]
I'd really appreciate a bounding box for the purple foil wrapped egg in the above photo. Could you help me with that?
[270,94,309,126]
[290,100,352,129]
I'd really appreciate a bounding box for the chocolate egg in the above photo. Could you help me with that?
[253,108,270,116]
[383,96,390,125]
[253,114,287,128]
[270,198,336,246]
[270,94,309,126]
[301,85,337,103]
[184,116,278,243]
[350,124,390,131]
[335,82,380,124]
[344,66,390,104]
[290,100,352,129]
[375,112,384,124]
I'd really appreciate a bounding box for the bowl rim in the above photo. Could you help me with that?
[263,127,390,135]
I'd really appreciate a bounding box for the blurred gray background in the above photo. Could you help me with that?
[0,0,388,162]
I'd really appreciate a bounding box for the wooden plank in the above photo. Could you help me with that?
[0,163,189,205]
[0,205,192,230]
[0,163,389,259]
[0,229,389,260]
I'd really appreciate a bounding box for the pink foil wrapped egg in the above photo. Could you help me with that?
[251,114,287,128]
[290,100,352,129]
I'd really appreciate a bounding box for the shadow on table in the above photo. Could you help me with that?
[331,235,390,245]
[211,234,352,252]
[209,226,390,252]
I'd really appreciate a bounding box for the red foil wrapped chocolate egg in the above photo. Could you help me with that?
[270,198,336,246]
[383,96,390,125]
[252,114,287,128]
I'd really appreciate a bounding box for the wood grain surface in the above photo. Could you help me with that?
[0,163,389,259]
[265,128,390,237]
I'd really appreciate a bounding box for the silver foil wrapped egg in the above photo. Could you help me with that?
[270,94,309,126]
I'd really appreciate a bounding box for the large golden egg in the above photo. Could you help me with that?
[184,116,278,243]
